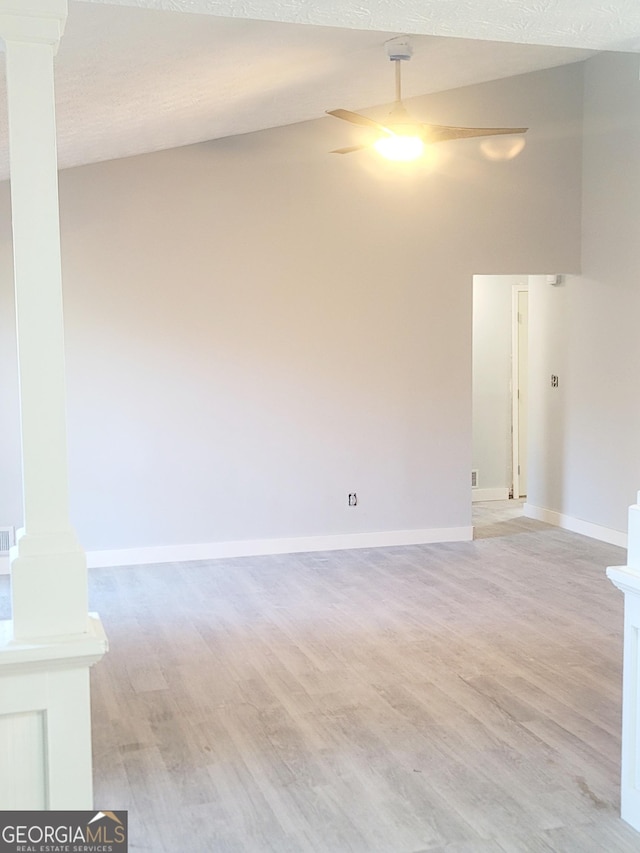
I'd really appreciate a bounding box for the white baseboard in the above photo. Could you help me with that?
[86,526,474,569]
[523,503,627,548]
[472,487,510,503]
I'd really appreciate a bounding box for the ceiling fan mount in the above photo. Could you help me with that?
[327,38,528,160]
[384,37,414,63]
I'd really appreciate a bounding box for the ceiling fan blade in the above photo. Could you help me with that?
[330,145,369,155]
[423,124,528,144]
[326,109,392,135]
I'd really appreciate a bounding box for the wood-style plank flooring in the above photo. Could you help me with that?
[2,501,638,851]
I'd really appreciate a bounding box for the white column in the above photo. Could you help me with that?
[0,0,107,810]
[2,0,86,639]
[607,492,640,833]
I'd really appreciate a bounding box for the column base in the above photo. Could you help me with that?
[0,613,108,809]
[607,564,640,833]
[10,538,89,639]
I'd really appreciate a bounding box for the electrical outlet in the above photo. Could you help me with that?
[348,493,357,507]
[551,374,559,388]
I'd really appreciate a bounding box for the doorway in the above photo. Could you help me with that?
[472,275,529,504]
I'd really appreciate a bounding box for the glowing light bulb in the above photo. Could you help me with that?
[374,134,425,162]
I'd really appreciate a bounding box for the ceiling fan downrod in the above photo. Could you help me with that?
[395,59,402,104]
[386,37,412,116]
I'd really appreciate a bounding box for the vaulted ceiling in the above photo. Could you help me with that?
[0,0,638,179]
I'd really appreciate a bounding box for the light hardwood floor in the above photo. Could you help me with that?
[2,502,638,851]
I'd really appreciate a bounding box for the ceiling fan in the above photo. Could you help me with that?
[327,39,528,161]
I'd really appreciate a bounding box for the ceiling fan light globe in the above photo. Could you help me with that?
[374,134,424,162]
[480,136,527,161]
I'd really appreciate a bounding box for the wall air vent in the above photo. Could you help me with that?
[0,527,15,554]
[471,470,479,489]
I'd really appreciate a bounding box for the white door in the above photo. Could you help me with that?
[512,286,528,499]
[517,290,528,497]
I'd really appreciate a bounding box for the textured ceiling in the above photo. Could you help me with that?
[80,0,640,50]
[0,1,633,179]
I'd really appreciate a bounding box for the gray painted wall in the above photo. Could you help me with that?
[528,52,640,534]
[527,274,568,513]
[0,63,583,551]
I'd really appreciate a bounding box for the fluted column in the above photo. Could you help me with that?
[607,494,640,833]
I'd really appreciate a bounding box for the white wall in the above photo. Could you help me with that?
[527,52,640,538]
[527,274,568,513]
[472,275,526,499]
[0,63,584,557]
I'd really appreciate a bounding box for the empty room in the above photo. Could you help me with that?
[2,1,640,851]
